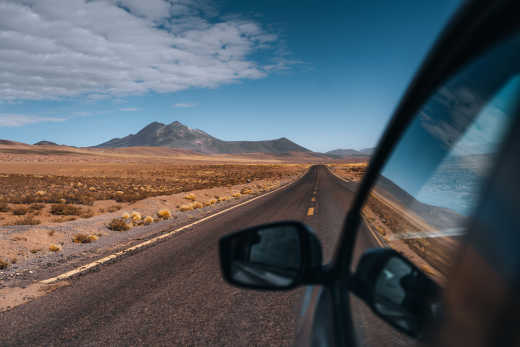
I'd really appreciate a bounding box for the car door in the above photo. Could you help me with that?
[334,1,520,346]
[219,1,519,346]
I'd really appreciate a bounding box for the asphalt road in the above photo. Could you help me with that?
[0,164,404,346]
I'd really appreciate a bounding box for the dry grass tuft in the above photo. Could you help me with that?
[107,218,131,231]
[13,216,41,225]
[29,203,45,211]
[184,193,196,201]
[121,212,130,219]
[0,201,10,212]
[50,204,82,216]
[179,204,193,212]
[88,234,98,242]
[48,230,56,236]
[49,244,62,252]
[232,192,241,199]
[107,205,121,213]
[131,211,141,222]
[192,201,203,209]
[143,215,154,225]
[240,187,253,195]
[30,248,41,254]
[72,233,89,243]
[80,209,94,219]
[12,207,28,215]
[157,209,172,219]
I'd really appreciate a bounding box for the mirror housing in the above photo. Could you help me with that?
[219,221,323,291]
[351,248,441,338]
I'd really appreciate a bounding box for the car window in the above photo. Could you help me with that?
[350,31,519,343]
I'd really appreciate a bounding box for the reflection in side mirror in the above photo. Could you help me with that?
[352,248,441,338]
[219,221,322,290]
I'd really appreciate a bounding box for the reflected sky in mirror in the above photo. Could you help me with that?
[380,34,520,215]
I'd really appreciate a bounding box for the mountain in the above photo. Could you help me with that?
[34,140,59,146]
[359,147,375,155]
[326,148,373,158]
[95,121,311,155]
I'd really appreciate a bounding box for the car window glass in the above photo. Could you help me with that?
[350,32,519,344]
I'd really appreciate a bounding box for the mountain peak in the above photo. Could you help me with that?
[95,121,310,155]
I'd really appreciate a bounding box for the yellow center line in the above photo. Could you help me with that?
[311,197,316,202]
[307,207,315,216]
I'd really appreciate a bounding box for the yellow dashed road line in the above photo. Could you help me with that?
[307,207,315,216]
[311,197,316,202]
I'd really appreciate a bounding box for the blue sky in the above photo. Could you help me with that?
[0,0,459,152]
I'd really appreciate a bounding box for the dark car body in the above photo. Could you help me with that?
[220,1,520,346]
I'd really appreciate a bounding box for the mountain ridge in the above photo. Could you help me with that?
[95,121,311,155]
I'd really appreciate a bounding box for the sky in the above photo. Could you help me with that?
[0,0,460,152]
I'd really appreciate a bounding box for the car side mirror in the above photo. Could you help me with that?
[219,221,323,290]
[351,248,441,338]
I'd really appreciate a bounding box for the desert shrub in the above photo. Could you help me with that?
[209,198,217,205]
[107,218,131,231]
[240,187,253,195]
[50,204,82,216]
[121,212,130,219]
[0,259,8,269]
[12,207,28,215]
[157,209,172,219]
[179,204,193,212]
[49,244,61,252]
[107,205,121,213]
[184,193,196,201]
[48,230,56,236]
[143,216,154,225]
[10,257,17,264]
[13,216,41,225]
[192,201,203,209]
[52,216,77,223]
[131,211,141,222]
[29,203,45,210]
[232,193,241,199]
[72,233,90,243]
[88,234,98,242]
[80,209,95,219]
[30,248,41,254]
[0,202,9,212]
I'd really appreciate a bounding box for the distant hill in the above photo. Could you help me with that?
[359,147,375,155]
[34,140,59,146]
[0,139,30,146]
[95,121,312,155]
[326,147,375,158]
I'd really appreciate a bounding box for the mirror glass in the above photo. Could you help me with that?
[228,224,302,288]
[373,256,440,335]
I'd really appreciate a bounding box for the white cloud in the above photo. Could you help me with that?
[0,114,66,127]
[0,0,288,101]
[119,107,138,111]
[174,103,196,108]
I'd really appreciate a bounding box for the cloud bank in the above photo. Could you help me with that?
[0,0,284,101]
[0,114,66,127]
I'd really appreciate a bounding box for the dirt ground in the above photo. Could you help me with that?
[0,143,310,281]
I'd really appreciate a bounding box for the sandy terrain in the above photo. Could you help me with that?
[0,175,300,282]
[0,143,311,288]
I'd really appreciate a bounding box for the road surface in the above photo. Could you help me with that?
[0,165,408,346]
